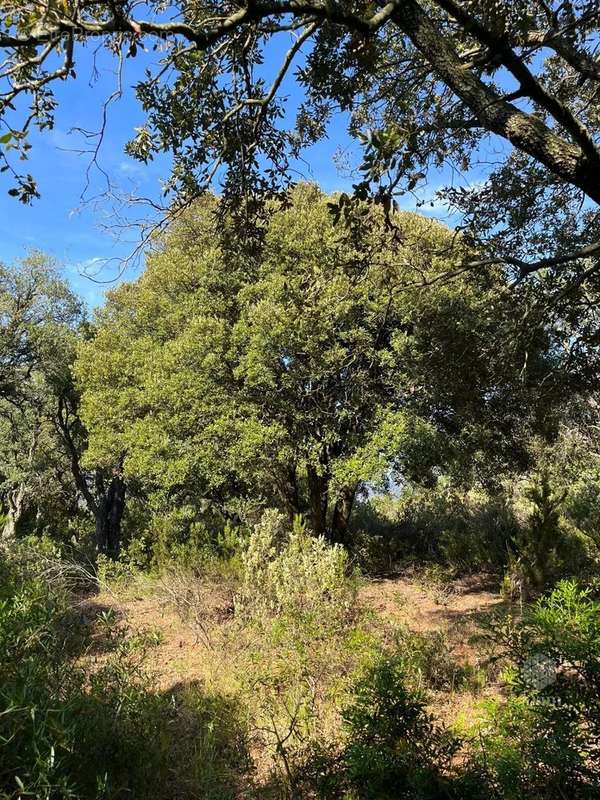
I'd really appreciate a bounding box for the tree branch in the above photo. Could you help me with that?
[526,28,600,84]
[432,0,600,162]
[465,238,600,278]
[390,0,600,205]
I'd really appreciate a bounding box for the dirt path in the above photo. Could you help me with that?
[80,589,212,690]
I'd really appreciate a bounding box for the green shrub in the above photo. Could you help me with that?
[351,489,519,576]
[0,541,251,799]
[324,653,460,799]
[504,473,593,598]
[473,580,600,799]
[510,473,567,592]
[239,510,356,618]
[0,546,78,798]
[96,551,137,585]
[302,580,600,800]
[0,543,168,798]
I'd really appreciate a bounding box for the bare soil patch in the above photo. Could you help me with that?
[82,571,505,696]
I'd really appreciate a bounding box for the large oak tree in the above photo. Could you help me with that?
[76,185,567,542]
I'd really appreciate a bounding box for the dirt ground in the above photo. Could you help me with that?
[73,569,510,794]
[81,570,506,695]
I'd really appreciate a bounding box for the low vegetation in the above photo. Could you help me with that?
[2,512,600,799]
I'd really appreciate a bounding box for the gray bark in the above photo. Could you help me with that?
[394,0,600,204]
[1,483,25,541]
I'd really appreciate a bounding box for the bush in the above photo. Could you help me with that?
[351,489,519,576]
[353,477,596,587]
[0,541,250,799]
[239,510,356,618]
[301,580,600,800]
[127,503,247,576]
[0,545,79,798]
[473,580,600,799]
[95,509,248,594]
[504,473,593,598]
[315,652,460,799]
[0,542,171,799]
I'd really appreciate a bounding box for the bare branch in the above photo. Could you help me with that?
[465,238,600,278]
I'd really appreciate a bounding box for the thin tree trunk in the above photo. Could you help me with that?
[330,485,357,547]
[306,465,329,538]
[2,426,38,542]
[2,483,25,541]
[94,475,126,558]
[55,396,127,558]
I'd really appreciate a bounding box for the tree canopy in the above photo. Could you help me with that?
[76,184,570,541]
[0,254,83,539]
[1,1,600,295]
[0,253,81,405]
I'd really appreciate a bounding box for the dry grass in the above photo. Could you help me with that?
[85,568,507,717]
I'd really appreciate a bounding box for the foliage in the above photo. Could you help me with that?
[474,580,600,799]
[0,254,83,541]
[148,507,246,575]
[154,508,376,795]
[0,557,77,798]
[504,471,590,596]
[0,540,149,798]
[0,539,250,799]
[4,517,600,799]
[239,509,355,619]
[353,461,600,583]
[528,418,600,547]
[76,185,560,548]
[0,253,82,402]
[317,652,460,800]
[3,2,600,325]
[499,440,600,597]
[351,487,520,575]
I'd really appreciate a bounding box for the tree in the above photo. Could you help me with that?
[1,1,600,290]
[75,184,564,543]
[53,353,128,557]
[0,254,126,555]
[0,254,82,539]
[0,253,80,405]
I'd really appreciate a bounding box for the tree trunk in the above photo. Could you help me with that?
[330,485,357,547]
[94,475,126,558]
[1,483,25,541]
[277,465,301,524]
[306,465,329,538]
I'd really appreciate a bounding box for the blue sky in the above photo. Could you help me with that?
[1,43,174,307]
[0,32,465,310]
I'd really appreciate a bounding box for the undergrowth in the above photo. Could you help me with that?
[5,516,600,800]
